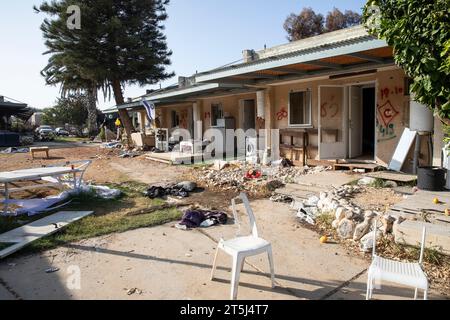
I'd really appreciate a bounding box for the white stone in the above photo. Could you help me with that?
[335,207,346,221]
[337,219,355,239]
[358,177,377,186]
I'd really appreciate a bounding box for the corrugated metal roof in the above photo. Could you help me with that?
[195,28,388,83]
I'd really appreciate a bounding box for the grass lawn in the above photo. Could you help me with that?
[0,181,183,254]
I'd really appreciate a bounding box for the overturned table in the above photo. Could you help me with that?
[0,162,90,214]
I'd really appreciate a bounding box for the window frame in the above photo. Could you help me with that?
[288,89,313,128]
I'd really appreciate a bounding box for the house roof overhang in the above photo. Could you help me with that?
[115,83,257,111]
[0,101,32,121]
[195,26,395,85]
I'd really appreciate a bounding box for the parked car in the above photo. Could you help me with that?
[55,127,70,136]
[35,125,55,141]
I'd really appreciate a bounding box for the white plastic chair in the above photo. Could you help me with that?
[210,193,275,300]
[366,222,429,300]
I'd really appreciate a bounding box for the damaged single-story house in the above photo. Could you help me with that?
[108,25,446,172]
[0,96,32,147]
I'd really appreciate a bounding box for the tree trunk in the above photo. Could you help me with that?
[87,85,98,137]
[112,80,134,147]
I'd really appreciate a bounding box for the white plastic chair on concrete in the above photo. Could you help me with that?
[210,193,275,300]
[366,222,429,300]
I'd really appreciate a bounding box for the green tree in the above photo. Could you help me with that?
[284,8,324,41]
[36,0,174,145]
[42,94,89,133]
[326,8,362,32]
[284,7,361,41]
[363,0,450,123]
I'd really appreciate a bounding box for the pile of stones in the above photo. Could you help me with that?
[295,185,398,252]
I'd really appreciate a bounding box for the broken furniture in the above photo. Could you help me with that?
[0,160,91,214]
[30,146,50,159]
[279,128,318,166]
[0,211,93,259]
[366,223,428,300]
[155,128,169,152]
[333,161,380,173]
[211,193,275,300]
[131,132,155,148]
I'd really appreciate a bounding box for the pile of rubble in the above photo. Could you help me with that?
[189,161,330,196]
[294,185,398,252]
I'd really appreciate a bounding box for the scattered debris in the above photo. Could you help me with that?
[119,151,138,158]
[270,194,294,204]
[45,267,60,274]
[0,147,29,154]
[101,141,122,149]
[144,183,194,199]
[126,288,143,296]
[176,209,228,229]
[189,161,330,196]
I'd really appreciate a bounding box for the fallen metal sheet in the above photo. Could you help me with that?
[0,211,94,259]
[388,128,417,172]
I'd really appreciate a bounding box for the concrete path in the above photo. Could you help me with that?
[0,200,446,300]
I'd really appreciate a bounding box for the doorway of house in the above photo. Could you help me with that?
[349,85,376,160]
[241,99,256,131]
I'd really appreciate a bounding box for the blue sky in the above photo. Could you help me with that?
[0,0,366,110]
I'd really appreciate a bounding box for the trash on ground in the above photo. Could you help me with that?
[126,288,143,295]
[144,181,197,199]
[176,209,228,230]
[45,267,60,274]
[101,141,122,149]
[0,147,29,154]
[270,194,294,204]
[189,160,330,196]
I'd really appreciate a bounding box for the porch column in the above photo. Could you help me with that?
[138,110,147,134]
[193,101,203,141]
[263,88,275,157]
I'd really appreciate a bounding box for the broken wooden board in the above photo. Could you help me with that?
[333,162,380,173]
[365,171,418,183]
[0,211,93,259]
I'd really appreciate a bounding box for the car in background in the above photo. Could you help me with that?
[35,125,55,141]
[55,127,70,136]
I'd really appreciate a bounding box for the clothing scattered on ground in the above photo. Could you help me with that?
[270,194,294,203]
[0,147,29,154]
[144,182,197,199]
[176,209,228,230]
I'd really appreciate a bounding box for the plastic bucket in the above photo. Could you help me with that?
[417,167,446,191]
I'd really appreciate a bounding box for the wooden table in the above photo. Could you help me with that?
[30,147,50,159]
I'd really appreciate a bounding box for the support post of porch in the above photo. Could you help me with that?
[262,88,275,160]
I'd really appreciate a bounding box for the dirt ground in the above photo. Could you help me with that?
[352,187,405,212]
[0,143,189,187]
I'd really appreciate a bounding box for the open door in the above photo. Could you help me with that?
[319,86,347,159]
[349,86,363,158]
